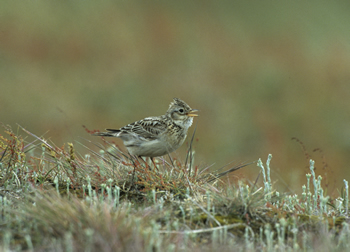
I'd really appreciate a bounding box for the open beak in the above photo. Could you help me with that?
[187,109,199,117]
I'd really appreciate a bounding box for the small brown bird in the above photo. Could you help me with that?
[93,98,198,158]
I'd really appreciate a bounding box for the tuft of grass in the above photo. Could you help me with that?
[0,125,349,251]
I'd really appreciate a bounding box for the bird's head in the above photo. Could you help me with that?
[166,98,198,128]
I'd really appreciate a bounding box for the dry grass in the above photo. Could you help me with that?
[1,125,349,251]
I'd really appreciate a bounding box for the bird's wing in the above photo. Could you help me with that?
[107,116,168,141]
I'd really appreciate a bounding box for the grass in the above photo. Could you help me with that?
[0,124,349,251]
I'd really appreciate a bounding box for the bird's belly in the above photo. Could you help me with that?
[126,136,185,157]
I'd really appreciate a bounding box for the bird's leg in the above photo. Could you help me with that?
[137,156,150,170]
[132,156,159,171]
[150,157,159,171]
[128,154,138,190]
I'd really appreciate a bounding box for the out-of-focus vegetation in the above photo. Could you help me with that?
[1,0,350,192]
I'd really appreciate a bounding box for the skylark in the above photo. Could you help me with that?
[93,98,198,158]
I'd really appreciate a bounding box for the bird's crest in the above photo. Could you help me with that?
[169,98,192,111]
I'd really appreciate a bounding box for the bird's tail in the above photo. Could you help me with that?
[92,130,119,137]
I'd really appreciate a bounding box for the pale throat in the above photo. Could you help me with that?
[175,117,193,131]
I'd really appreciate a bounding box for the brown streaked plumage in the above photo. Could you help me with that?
[93,98,198,157]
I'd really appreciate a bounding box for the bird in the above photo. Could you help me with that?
[93,98,198,158]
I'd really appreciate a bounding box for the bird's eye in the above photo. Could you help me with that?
[179,109,184,113]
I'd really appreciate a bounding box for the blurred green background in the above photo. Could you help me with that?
[1,0,350,193]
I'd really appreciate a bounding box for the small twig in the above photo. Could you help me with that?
[185,122,198,175]
[0,144,8,162]
[18,125,56,152]
[167,153,175,167]
[158,223,247,234]
[251,170,261,192]
[187,196,221,226]
[206,161,255,183]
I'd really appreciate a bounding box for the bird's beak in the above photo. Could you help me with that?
[187,109,199,117]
